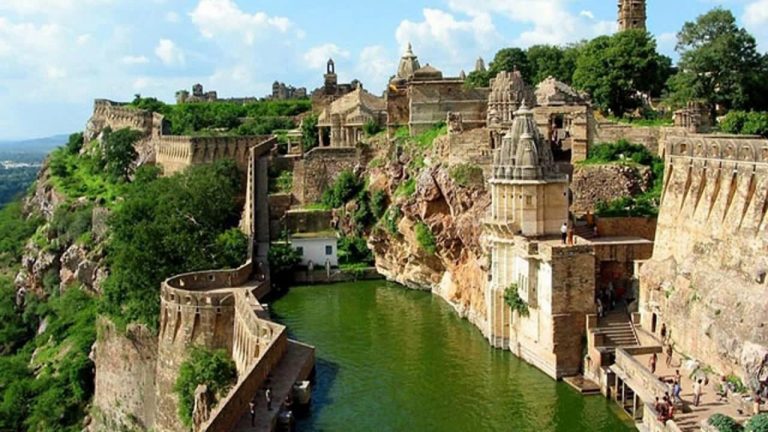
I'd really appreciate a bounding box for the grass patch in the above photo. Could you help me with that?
[414,222,436,255]
[449,163,484,188]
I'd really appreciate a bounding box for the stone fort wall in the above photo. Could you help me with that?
[639,134,768,382]
[292,147,363,204]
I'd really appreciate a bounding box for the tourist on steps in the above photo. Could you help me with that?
[249,399,257,426]
[673,370,683,403]
[265,386,273,411]
[666,343,674,367]
[561,223,568,244]
[693,379,703,407]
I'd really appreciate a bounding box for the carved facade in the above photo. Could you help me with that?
[386,44,489,136]
[618,0,647,31]
[317,87,386,147]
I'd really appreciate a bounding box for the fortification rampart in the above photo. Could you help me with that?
[155,135,275,175]
[201,290,288,432]
[639,134,768,384]
[292,146,362,204]
[154,263,254,432]
[88,100,154,138]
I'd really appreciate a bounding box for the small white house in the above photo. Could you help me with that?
[290,232,338,268]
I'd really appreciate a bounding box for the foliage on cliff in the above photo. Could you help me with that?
[0,280,97,432]
[414,222,436,255]
[583,140,664,218]
[504,284,530,317]
[719,111,768,138]
[130,96,311,136]
[101,160,247,331]
[0,202,42,269]
[173,346,236,428]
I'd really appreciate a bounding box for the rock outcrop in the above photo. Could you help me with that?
[368,147,490,329]
[571,164,652,214]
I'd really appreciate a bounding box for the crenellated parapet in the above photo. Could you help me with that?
[665,134,768,165]
[155,134,276,175]
[89,99,154,137]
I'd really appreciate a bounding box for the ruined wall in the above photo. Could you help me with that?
[90,319,157,432]
[153,263,253,432]
[409,82,488,135]
[432,127,494,177]
[292,147,362,204]
[571,164,652,214]
[85,100,156,164]
[594,123,689,156]
[596,217,657,240]
[156,135,273,175]
[639,135,768,383]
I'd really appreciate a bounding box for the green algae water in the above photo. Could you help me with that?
[270,281,635,432]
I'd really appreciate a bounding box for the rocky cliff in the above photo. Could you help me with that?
[570,164,652,214]
[366,133,491,330]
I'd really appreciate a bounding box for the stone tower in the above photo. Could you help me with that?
[488,104,568,237]
[396,43,421,81]
[618,0,646,31]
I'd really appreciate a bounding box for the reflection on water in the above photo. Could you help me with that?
[270,281,635,432]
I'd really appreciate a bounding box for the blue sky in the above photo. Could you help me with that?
[0,0,766,140]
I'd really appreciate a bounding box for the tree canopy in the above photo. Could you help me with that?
[665,8,768,117]
[573,30,671,116]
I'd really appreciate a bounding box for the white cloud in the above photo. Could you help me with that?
[165,11,180,23]
[121,55,150,65]
[744,0,768,50]
[46,66,67,79]
[303,43,350,70]
[154,39,184,66]
[0,0,114,15]
[355,45,396,92]
[76,34,91,45]
[395,8,500,72]
[190,0,293,45]
[446,0,616,46]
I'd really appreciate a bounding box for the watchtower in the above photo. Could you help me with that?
[618,0,646,31]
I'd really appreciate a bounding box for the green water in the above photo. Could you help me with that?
[270,281,635,432]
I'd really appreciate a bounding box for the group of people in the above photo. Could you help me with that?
[248,384,295,427]
[595,283,616,318]
[654,394,676,423]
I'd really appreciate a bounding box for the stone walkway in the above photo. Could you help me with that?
[234,340,315,432]
[634,351,752,431]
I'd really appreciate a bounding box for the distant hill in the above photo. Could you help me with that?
[0,134,69,154]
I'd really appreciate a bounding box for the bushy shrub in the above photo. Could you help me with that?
[173,347,236,428]
[363,119,384,137]
[65,132,84,155]
[719,111,768,138]
[746,413,768,432]
[449,163,484,188]
[50,204,93,247]
[504,284,530,317]
[301,113,319,152]
[337,236,373,265]
[213,229,248,269]
[414,222,436,255]
[0,201,43,264]
[395,179,416,197]
[708,413,744,432]
[102,127,141,182]
[370,190,387,220]
[268,241,302,288]
[321,170,365,209]
[584,139,656,166]
[383,206,402,236]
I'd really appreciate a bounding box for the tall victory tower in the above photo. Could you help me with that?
[618,0,647,31]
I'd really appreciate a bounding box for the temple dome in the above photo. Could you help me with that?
[396,43,421,81]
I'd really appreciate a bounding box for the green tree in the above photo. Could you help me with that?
[213,228,249,269]
[301,114,319,152]
[488,48,532,82]
[267,241,301,288]
[173,347,236,428]
[101,160,243,330]
[527,44,576,85]
[65,132,84,155]
[746,413,768,432]
[708,413,744,432]
[666,8,767,118]
[573,30,667,116]
[102,128,141,182]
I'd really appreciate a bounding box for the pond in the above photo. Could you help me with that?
[270,281,635,432]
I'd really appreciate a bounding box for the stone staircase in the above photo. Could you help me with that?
[596,308,639,349]
[574,221,596,240]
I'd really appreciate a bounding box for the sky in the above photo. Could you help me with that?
[0,0,767,140]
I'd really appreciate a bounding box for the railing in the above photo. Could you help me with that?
[201,290,288,432]
[614,347,667,401]
[164,261,254,292]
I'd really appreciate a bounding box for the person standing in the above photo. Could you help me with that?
[265,386,273,411]
[660,323,667,342]
[249,398,257,426]
[693,379,703,407]
[673,370,683,403]
[561,223,568,244]
[649,352,658,374]
[666,343,674,367]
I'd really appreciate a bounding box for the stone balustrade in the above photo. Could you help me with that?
[614,347,667,401]
[201,291,288,432]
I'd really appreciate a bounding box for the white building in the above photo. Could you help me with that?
[290,232,338,268]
